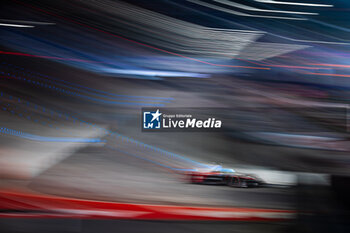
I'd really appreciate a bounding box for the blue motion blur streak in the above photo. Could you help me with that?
[0,127,104,143]
[105,145,197,171]
[0,27,211,79]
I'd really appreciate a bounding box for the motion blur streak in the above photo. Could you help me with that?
[0,19,55,25]
[73,0,262,57]
[101,68,209,78]
[10,0,270,72]
[255,0,334,7]
[1,62,173,100]
[234,57,330,70]
[303,72,350,78]
[213,0,318,15]
[0,127,104,143]
[106,145,198,172]
[307,63,350,68]
[0,51,114,63]
[0,72,167,106]
[187,0,307,20]
[0,23,34,28]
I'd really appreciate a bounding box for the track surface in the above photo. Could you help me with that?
[0,219,292,233]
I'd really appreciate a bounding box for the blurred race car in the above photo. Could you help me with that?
[188,166,262,188]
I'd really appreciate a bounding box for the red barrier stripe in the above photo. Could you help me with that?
[0,190,295,221]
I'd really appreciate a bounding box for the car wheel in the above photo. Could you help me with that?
[228,177,240,187]
[240,180,248,188]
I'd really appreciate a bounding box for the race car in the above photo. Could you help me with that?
[188,166,262,188]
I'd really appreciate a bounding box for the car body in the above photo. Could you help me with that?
[188,166,262,188]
